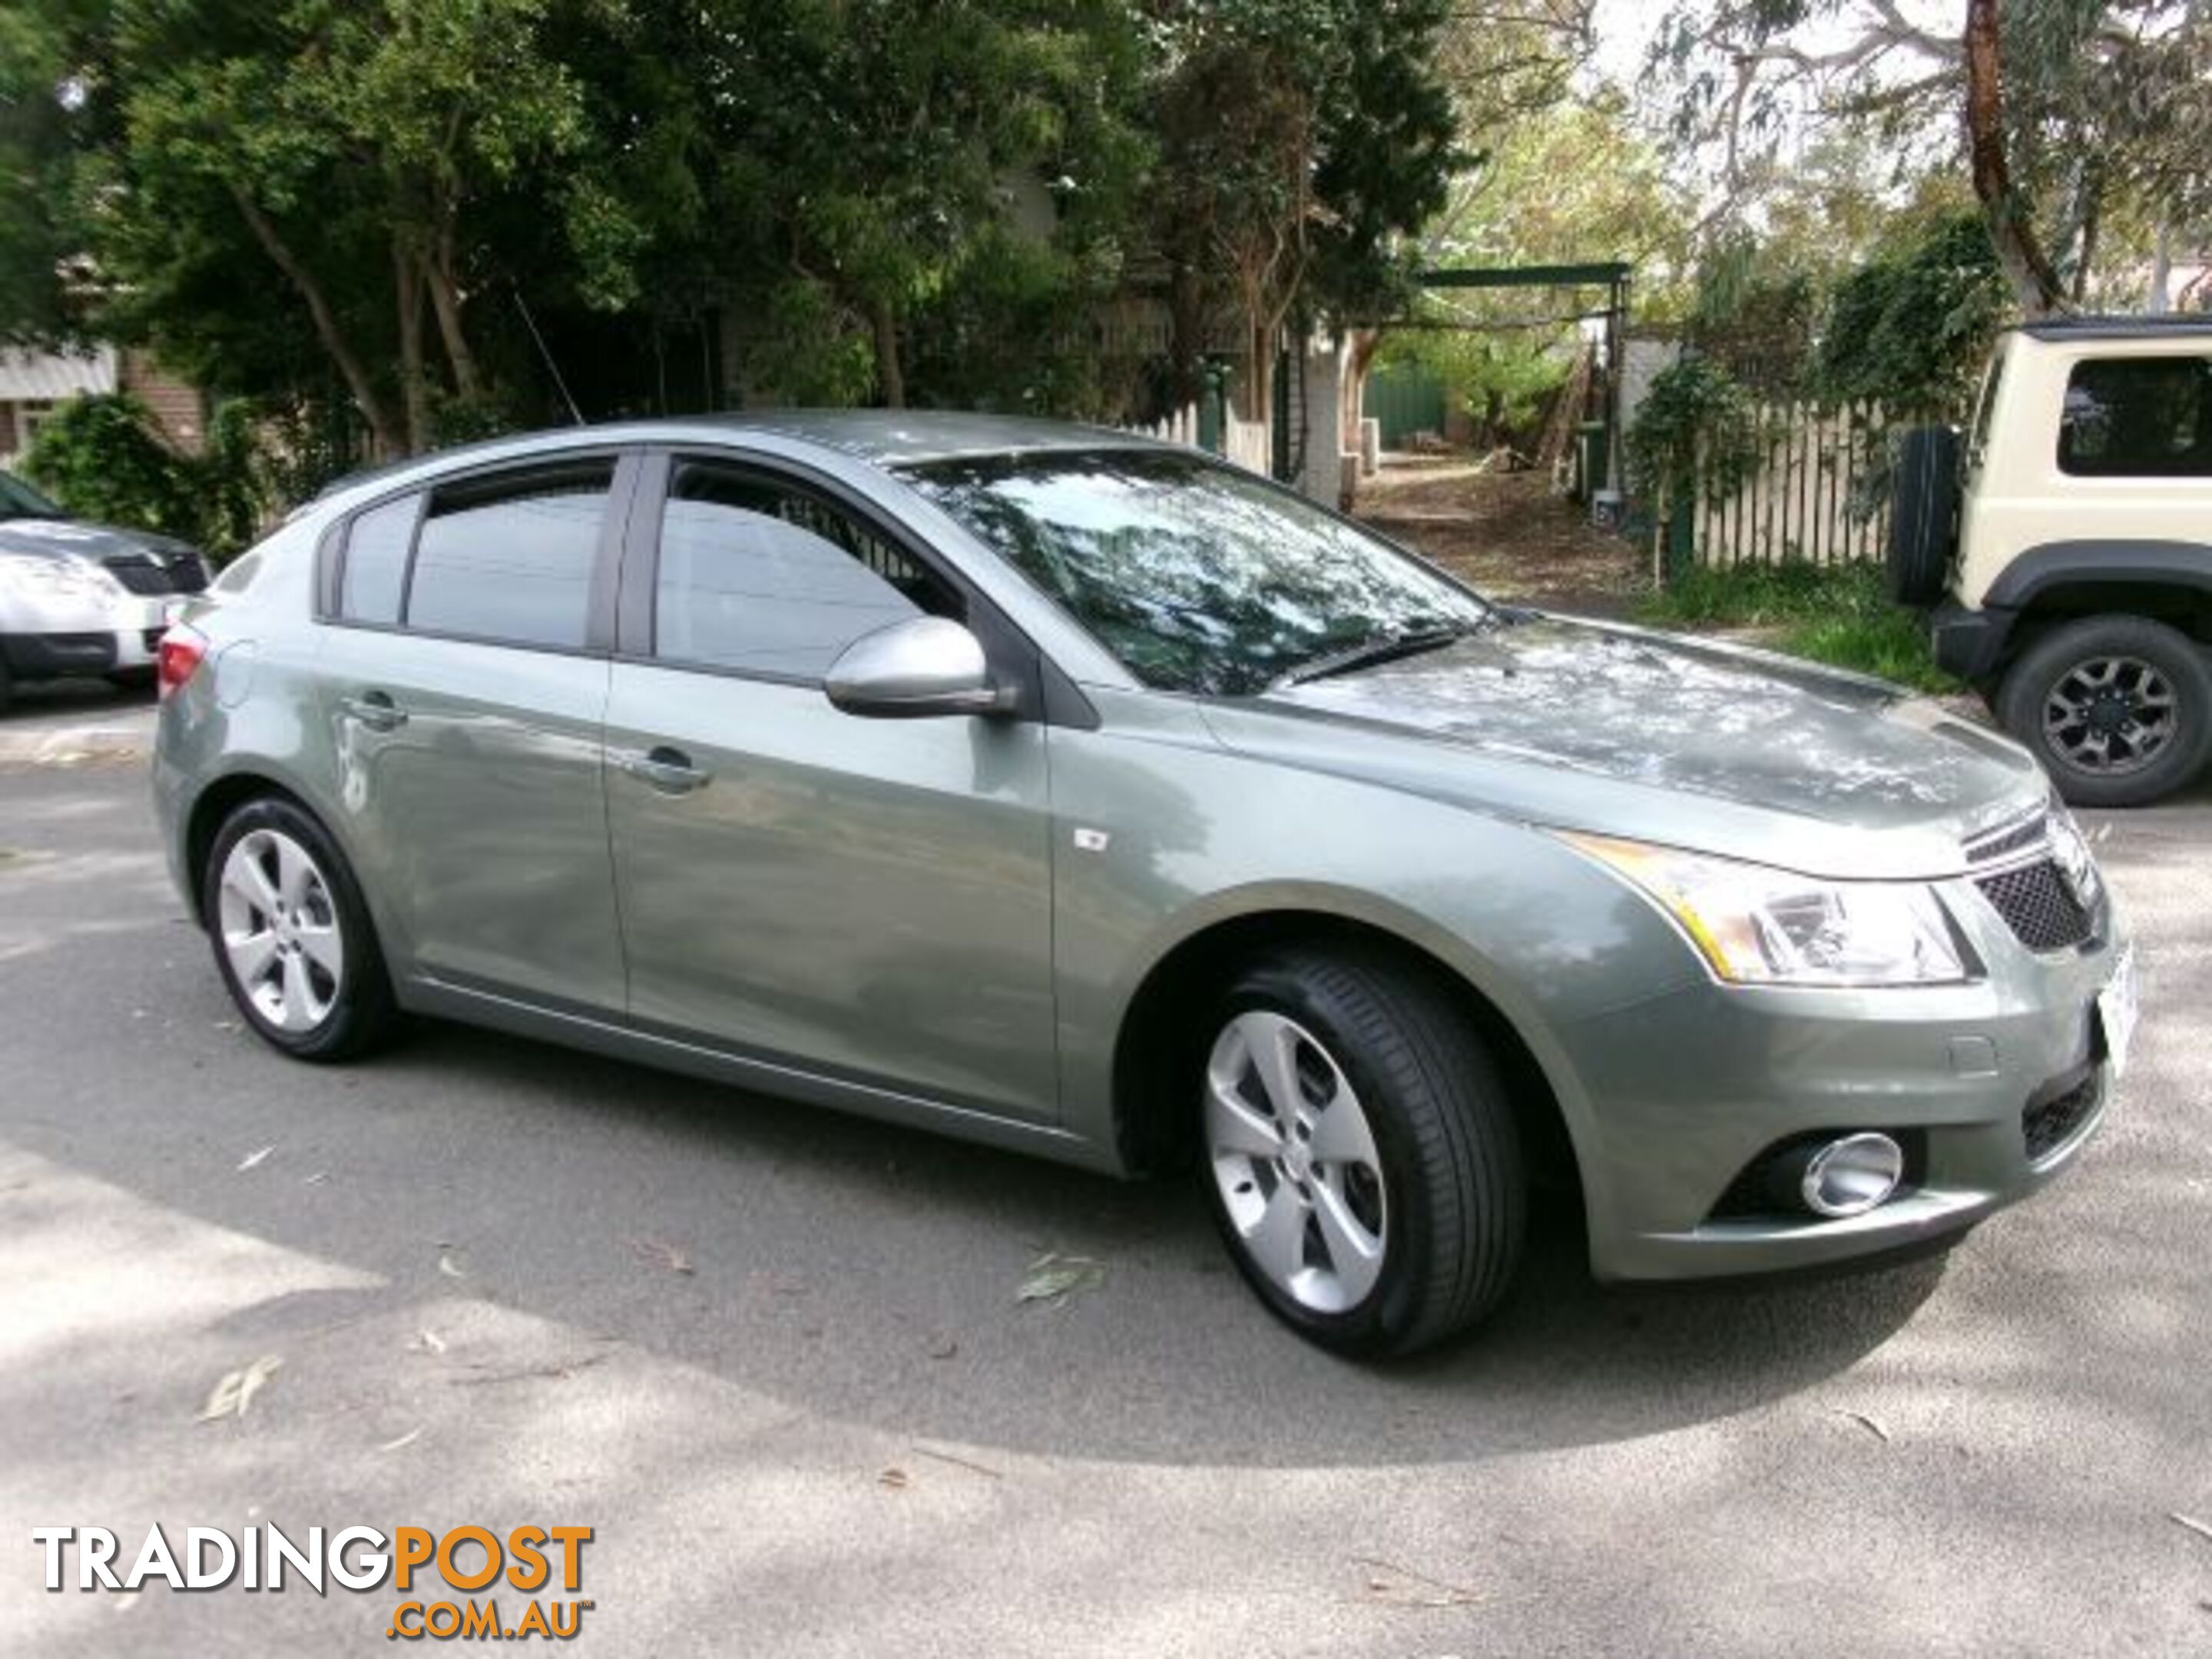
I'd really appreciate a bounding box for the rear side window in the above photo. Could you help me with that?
[2058,356,2212,477]
[338,494,418,623]
[651,460,952,677]
[406,462,613,647]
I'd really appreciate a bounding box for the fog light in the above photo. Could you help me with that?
[1797,1133,1905,1218]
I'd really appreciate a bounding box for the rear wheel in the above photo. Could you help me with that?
[202,797,398,1061]
[1200,949,1525,1357]
[1995,615,2212,807]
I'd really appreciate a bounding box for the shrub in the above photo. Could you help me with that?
[20,392,271,559]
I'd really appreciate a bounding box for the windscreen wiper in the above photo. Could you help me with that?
[1276,622,1478,689]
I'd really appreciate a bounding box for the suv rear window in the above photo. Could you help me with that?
[2058,356,2212,477]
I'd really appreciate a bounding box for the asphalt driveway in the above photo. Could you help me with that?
[2,692,2207,1656]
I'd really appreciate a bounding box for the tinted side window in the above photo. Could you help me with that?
[652,461,954,677]
[339,494,419,623]
[406,462,613,647]
[2058,356,2212,477]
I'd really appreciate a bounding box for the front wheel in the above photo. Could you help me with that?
[1995,615,2212,807]
[202,797,399,1061]
[1200,949,1525,1357]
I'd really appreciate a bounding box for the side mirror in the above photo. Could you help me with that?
[824,616,1013,719]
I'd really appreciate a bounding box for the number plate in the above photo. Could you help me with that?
[2098,945,2138,1081]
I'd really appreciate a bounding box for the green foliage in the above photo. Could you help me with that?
[20,392,273,558]
[1377,328,1569,446]
[1637,560,1959,692]
[1688,233,1820,399]
[20,396,204,543]
[1626,355,1763,505]
[1811,213,2008,412]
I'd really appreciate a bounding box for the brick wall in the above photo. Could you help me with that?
[119,352,207,454]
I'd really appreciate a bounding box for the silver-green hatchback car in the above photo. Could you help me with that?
[153,414,2134,1356]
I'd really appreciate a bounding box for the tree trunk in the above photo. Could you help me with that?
[231,185,405,458]
[1240,310,1275,426]
[871,298,906,409]
[1339,327,1380,467]
[1167,262,1209,408]
[395,240,430,455]
[1963,0,2069,317]
[427,212,482,402]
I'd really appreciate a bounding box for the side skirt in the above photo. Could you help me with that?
[399,974,1124,1175]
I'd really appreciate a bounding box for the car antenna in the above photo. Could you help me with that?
[512,290,586,426]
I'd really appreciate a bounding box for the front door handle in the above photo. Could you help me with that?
[621,744,710,795]
[339,690,408,732]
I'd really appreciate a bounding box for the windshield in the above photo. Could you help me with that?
[899,449,1491,697]
[0,470,62,519]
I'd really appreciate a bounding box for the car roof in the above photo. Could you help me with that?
[2015,316,2212,343]
[313,410,1167,501]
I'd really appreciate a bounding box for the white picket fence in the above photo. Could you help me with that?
[1121,402,1272,475]
[1686,399,1935,567]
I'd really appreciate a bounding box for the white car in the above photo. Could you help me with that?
[0,470,210,710]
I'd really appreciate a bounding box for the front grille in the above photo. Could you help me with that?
[1975,859,2093,952]
[2023,1072,2100,1162]
[103,558,172,595]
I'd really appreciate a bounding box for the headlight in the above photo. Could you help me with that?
[1558,831,1971,987]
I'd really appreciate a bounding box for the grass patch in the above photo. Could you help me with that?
[1637,560,1960,694]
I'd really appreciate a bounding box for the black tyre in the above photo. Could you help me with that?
[1886,425,1960,605]
[1995,615,2212,807]
[1198,948,1525,1358]
[201,796,399,1061]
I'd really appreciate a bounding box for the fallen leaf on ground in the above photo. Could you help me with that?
[2172,1512,2212,1545]
[929,1337,959,1360]
[623,1237,694,1275]
[1354,1555,1495,1609]
[301,1171,328,1186]
[377,1427,423,1453]
[1837,1409,1892,1443]
[409,1330,447,1356]
[437,1251,466,1280]
[197,1356,283,1422]
[877,1468,909,1491]
[1017,1251,1105,1306]
[236,1146,275,1172]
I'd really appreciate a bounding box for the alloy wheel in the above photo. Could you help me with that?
[217,827,344,1032]
[1204,1009,1389,1315]
[2043,654,2177,777]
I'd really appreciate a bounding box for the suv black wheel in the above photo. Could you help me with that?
[1996,615,2212,807]
[202,796,400,1060]
[1199,948,1525,1358]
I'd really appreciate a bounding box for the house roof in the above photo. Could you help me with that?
[0,346,118,402]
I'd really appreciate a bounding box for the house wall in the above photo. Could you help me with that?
[121,352,208,454]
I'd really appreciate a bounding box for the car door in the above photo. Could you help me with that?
[315,452,635,1014]
[602,451,1058,1121]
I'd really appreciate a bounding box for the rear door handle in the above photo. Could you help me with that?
[340,690,408,732]
[621,744,710,795]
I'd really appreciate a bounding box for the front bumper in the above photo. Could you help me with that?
[2,628,121,677]
[1929,599,2018,684]
[1559,879,2125,1283]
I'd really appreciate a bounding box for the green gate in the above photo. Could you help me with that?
[1365,366,1449,447]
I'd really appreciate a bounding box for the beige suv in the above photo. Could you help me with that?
[1892,318,2212,806]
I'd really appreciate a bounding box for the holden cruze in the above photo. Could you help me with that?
[152,414,2132,1356]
